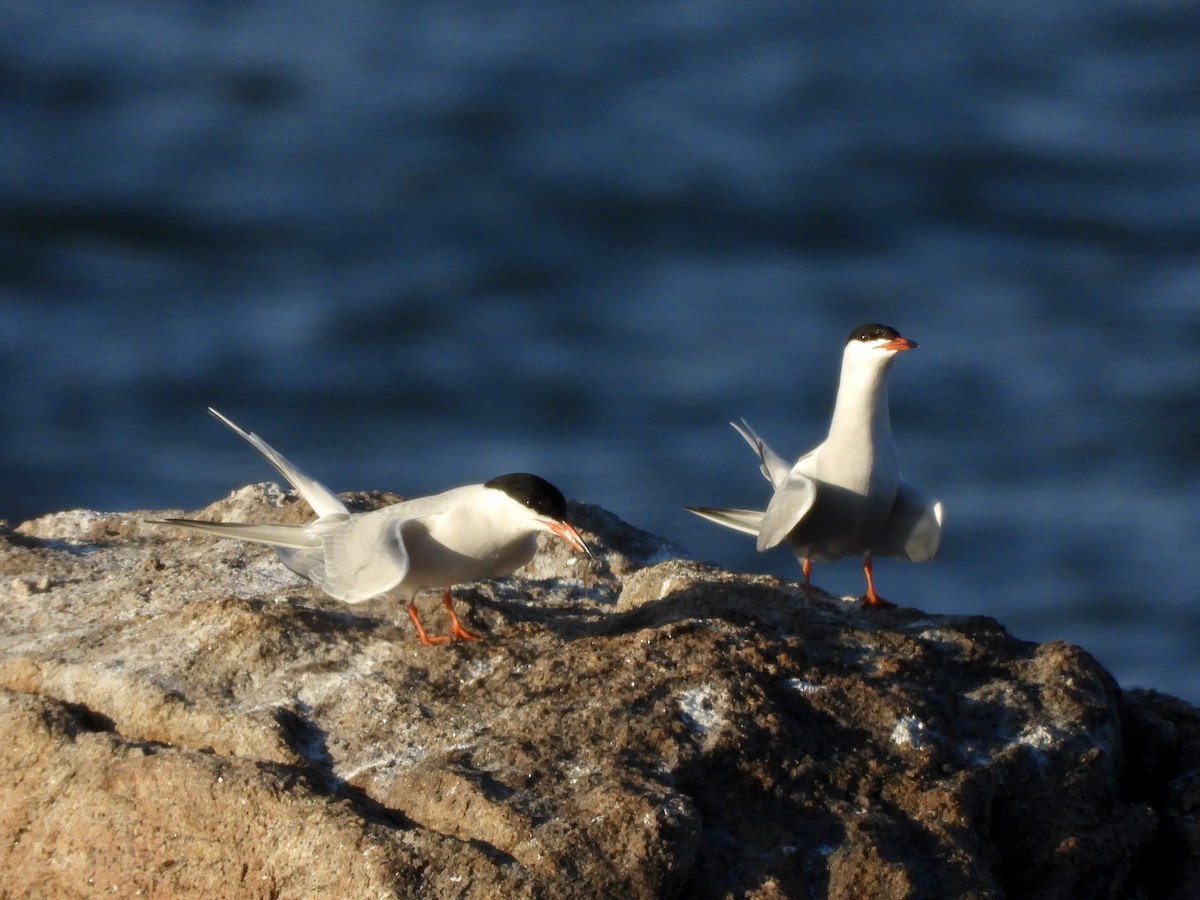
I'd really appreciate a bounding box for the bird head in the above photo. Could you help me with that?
[484,473,592,556]
[845,323,917,359]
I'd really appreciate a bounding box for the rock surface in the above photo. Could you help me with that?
[1,484,1197,898]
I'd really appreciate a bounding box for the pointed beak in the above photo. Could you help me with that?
[540,518,593,558]
[880,336,917,351]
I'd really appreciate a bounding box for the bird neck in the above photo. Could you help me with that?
[825,354,894,450]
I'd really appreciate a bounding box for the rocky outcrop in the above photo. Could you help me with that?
[1,485,1197,898]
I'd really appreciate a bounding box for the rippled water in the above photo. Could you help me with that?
[2,1,1198,701]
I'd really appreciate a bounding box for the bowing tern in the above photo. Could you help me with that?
[153,409,590,643]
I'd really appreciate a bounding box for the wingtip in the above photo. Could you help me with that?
[143,516,209,535]
[149,516,206,527]
[755,532,783,553]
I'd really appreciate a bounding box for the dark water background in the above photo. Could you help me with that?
[3,1,1198,702]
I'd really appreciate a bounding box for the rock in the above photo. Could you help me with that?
[1,485,1197,898]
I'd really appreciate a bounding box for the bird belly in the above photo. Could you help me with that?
[403,528,538,592]
[786,481,896,562]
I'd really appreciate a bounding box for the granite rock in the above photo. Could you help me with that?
[0,484,1196,898]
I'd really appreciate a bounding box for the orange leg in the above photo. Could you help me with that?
[441,591,479,642]
[801,557,814,598]
[407,599,449,645]
[861,554,896,609]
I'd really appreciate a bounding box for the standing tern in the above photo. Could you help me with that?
[152,409,590,644]
[687,323,942,608]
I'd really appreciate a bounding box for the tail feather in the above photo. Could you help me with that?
[208,408,348,520]
[152,517,320,550]
[730,419,791,488]
[684,505,765,537]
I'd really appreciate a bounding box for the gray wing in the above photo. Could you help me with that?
[693,421,817,552]
[756,472,817,552]
[872,480,943,562]
[303,510,415,603]
[731,419,792,488]
[209,408,348,521]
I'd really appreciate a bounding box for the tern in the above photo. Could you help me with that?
[687,323,942,608]
[152,409,591,644]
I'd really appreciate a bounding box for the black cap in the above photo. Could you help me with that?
[847,323,902,344]
[485,473,568,519]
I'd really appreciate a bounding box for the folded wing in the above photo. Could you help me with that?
[755,472,817,551]
[298,512,415,603]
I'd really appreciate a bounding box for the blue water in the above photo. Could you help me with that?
[2,1,1198,703]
